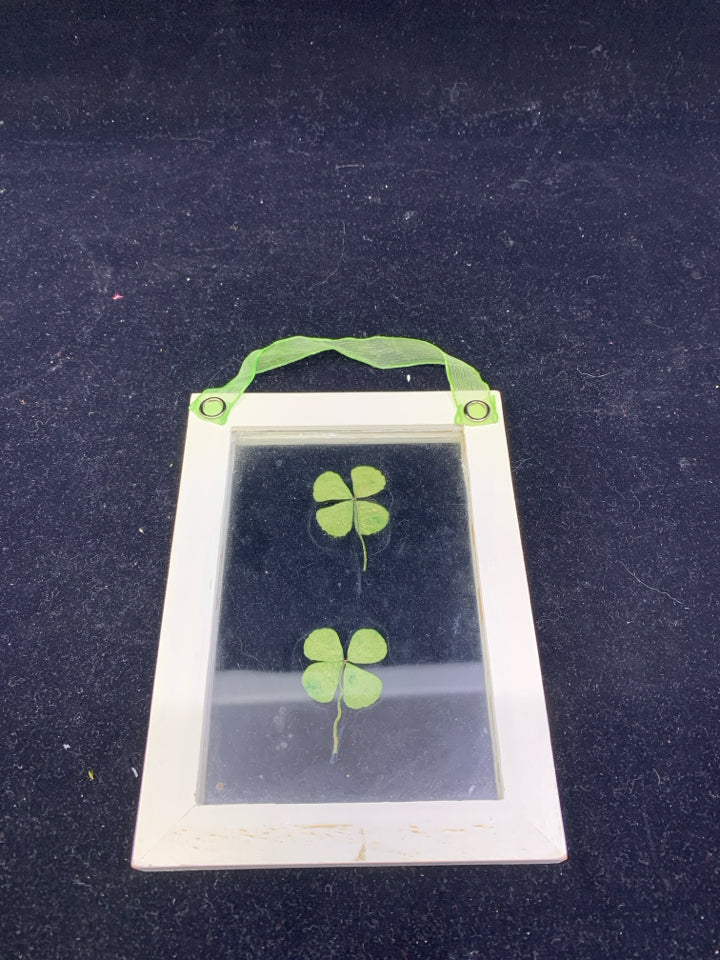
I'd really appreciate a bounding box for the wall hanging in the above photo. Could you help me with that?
[132,336,566,869]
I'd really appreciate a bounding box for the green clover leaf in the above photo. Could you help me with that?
[313,466,389,570]
[302,627,388,758]
[342,664,383,710]
[304,627,344,662]
[349,465,386,498]
[345,627,388,664]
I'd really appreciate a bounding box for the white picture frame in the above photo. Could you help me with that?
[132,390,566,869]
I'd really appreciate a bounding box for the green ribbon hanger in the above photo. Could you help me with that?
[189,335,496,426]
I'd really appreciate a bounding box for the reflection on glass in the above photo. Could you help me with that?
[203,439,497,803]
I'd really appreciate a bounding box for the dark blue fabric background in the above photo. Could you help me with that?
[1,1,718,957]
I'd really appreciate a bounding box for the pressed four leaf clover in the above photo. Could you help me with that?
[302,627,388,759]
[313,465,389,571]
[301,466,391,760]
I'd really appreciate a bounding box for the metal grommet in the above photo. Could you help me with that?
[463,399,491,422]
[199,396,227,419]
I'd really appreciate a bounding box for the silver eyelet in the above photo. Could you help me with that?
[199,396,227,419]
[463,399,491,422]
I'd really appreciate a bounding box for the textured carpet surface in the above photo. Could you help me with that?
[2,2,718,958]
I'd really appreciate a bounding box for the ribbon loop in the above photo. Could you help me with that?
[190,335,495,426]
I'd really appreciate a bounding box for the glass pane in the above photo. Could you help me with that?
[203,438,497,803]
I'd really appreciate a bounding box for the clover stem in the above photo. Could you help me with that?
[352,498,368,571]
[332,691,343,758]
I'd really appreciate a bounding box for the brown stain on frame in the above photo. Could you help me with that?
[299,823,353,830]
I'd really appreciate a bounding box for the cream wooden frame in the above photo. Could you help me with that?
[132,391,566,869]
